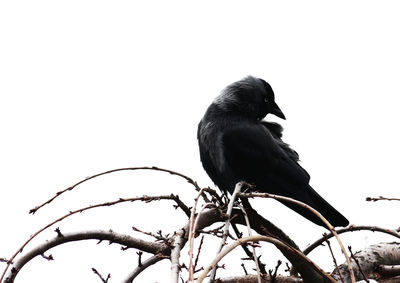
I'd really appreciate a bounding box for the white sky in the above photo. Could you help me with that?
[1,1,400,282]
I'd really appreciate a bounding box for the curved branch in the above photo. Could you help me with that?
[303,225,400,255]
[4,230,168,283]
[122,254,165,283]
[239,192,355,283]
[197,235,336,283]
[29,166,202,215]
[1,194,181,283]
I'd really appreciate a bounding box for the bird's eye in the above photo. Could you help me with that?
[264,97,269,103]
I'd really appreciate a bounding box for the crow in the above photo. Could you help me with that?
[197,76,349,228]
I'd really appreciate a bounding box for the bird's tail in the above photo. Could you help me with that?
[279,185,349,228]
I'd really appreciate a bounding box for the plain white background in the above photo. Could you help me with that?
[1,1,400,282]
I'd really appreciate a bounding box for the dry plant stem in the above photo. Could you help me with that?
[209,182,244,282]
[122,254,165,283]
[239,192,356,283]
[1,195,179,283]
[366,196,400,202]
[196,235,336,283]
[303,225,400,255]
[171,228,185,283]
[29,166,203,214]
[238,204,262,283]
[4,230,168,283]
[324,236,344,283]
[348,246,369,283]
[188,188,205,282]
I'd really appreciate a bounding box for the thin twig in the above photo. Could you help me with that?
[194,235,205,274]
[303,225,400,255]
[209,182,244,282]
[188,188,205,282]
[92,268,111,283]
[232,223,267,274]
[348,246,369,282]
[29,166,203,215]
[366,196,400,202]
[238,204,262,283]
[122,254,165,283]
[131,226,168,242]
[324,234,344,283]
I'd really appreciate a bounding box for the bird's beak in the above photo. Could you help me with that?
[270,102,286,120]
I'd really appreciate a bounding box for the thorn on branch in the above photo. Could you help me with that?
[284,262,291,273]
[91,267,111,283]
[40,253,54,261]
[137,251,143,267]
[54,227,63,237]
[0,258,10,264]
[268,260,281,283]
[241,263,248,275]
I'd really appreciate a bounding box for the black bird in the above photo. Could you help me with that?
[197,76,349,228]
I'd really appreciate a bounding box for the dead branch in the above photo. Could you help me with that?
[210,182,244,281]
[323,235,344,283]
[1,194,183,283]
[4,230,168,283]
[303,225,400,255]
[366,196,400,202]
[91,267,111,283]
[122,254,165,283]
[29,166,203,215]
[188,188,206,282]
[238,203,262,283]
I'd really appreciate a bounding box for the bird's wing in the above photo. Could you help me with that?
[222,123,310,196]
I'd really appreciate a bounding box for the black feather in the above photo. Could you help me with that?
[197,76,349,228]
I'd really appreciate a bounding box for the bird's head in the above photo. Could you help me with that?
[213,76,286,120]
